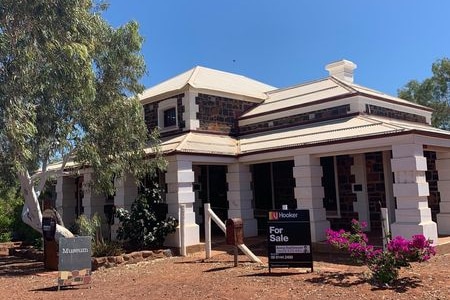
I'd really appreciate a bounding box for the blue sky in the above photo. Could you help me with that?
[103,0,450,96]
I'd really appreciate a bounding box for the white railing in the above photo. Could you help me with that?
[204,203,261,263]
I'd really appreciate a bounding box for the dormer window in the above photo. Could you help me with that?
[158,98,178,132]
[163,107,176,127]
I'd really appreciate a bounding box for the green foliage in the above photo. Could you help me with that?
[93,241,123,257]
[74,213,123,257]
[0,201,14,242]
[11,202,42,245]
[0,181,32,243]
[398,58,450,129]
[116,186,178,250]
[0,0,166,201]
[75,214,103,244]
[327,220,436,285]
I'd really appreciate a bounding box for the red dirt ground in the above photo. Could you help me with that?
[0,246,449,300]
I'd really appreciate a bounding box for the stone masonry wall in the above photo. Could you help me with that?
[329,155,357,230]
[365,151,386,232]
[143,94,185,136]
[240,105,350,135]
[366,104,427,124]
[425,151,440,221]
[196,93,256,135]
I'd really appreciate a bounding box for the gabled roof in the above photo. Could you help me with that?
[240,76,431,119]
[139,66,276,103]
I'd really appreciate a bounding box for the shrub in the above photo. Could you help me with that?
[74,214,124,257]
[115,186,178,250]
[93,241,123,257]
[327,219,436,284]
[0,190,22,242]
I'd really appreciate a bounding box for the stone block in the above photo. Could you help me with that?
[293,166,323,178]
[294,155,320,166]
[391,156,427,172]
[392,144,424,158]
[393,182,429,197]
[294,186,324,200]
[391,221,438,245]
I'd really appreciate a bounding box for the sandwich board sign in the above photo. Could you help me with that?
[267,210,313,272]
[58,236,92,290]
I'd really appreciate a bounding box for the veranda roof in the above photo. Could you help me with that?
[154,115,450,157]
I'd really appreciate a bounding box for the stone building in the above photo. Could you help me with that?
[56,60,450,250]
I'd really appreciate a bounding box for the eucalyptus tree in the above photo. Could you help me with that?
[0,0,164,241]
[398,58,450,130]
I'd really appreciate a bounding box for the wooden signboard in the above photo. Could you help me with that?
[267,210,313,272]
[58,236,92,290]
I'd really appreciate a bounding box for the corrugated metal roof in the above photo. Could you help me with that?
[157,132,238,156]
[238,115,450,154]
[241,78,352,118]
[139,66,276,102]
[241,76,431,118]
[335,77,432,111]
[147,115,450,157]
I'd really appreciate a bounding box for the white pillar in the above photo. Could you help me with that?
[436,152,450,235]
[390,144,438,243]
[82,172,105,219]
[164,156,199,247]
[111,173,138,240]
[293,155,330,242]
[56,175,77,226]
[226,163,257,237]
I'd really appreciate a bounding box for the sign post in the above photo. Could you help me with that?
[267,210,313,273]
[58,236,92,290]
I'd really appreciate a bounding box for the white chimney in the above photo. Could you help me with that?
[325,59,357,83]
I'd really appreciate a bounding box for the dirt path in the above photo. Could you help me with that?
[0,250,449,300]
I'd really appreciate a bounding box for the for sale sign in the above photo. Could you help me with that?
[267,210,313,272]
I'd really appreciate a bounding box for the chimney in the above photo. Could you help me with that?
[325,59,357,83]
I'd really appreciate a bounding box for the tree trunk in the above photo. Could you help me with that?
[18,170,74,243]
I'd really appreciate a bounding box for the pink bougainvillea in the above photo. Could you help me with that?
[326,219,436,284]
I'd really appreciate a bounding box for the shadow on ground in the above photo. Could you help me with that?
[0,256,45,277]
[305,271,422,293]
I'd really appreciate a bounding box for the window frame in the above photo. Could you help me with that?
[158,98,178,132]
[321,156,341,218]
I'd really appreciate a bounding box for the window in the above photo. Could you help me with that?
[157,98,178,131]
[163,107,177,127]
[321,156,340,217]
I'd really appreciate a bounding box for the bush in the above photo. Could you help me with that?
[0,211,12,242]
[327,219,436,284]
[115,186,178,250]
[93,241,123,257]
[0,190,21,242]
[74,213,124,257]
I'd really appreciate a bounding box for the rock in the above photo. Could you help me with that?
[142,251,154,259]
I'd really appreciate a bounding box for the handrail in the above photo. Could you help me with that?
[204,203,261,263]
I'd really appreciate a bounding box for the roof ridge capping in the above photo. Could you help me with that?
[325,59,357,83]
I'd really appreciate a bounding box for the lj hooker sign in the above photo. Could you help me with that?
[267,210,313,272]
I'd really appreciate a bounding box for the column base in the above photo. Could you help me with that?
[310,220,330,242]
[391,221,438,245]
[437,213,450,235]
[164,224,200,248]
